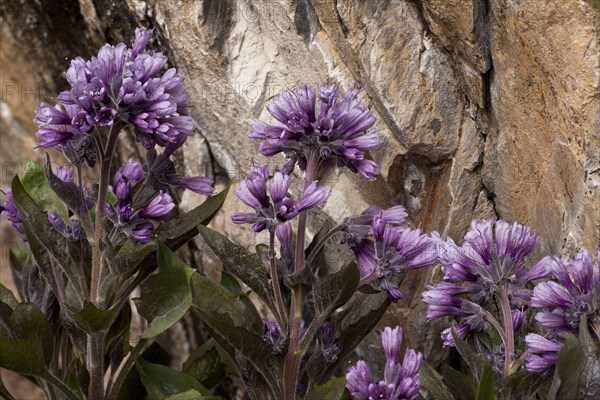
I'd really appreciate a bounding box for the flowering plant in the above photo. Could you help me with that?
[1,27,598,400]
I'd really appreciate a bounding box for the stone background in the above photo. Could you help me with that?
[0,0,598,398]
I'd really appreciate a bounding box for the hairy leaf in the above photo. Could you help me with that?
[0,283,19,310]
[577,316,600,399]
[420,362,456,400]
[183,338,226,389]
[136,358,215,400]
[548,334,584,400]
[105,242,154,277]
[44,153,88,217]
[0,302,52,376]
[452,327,484,380]
[197,225,278,318]
[21,160,68,218]
[475,358,494,400]
[157,185,230,248]
[64,301,115,333]
[190,273,281,397]
[443,366,477,400]
[306,377,349,400]
[134,242,195,339]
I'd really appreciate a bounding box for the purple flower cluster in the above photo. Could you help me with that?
[346,326,422,400]
[34,28,194,165]
[105,159,175,242]
[249,84,380,180]
[350,209,436,301]
[231,164,329,232]
[525,248,600,372]
[422,218,550,346]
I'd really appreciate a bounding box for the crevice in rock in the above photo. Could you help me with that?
[294,0,321,45]
[200,0,234,54]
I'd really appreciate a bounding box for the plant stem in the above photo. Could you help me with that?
[108,338,149,400]
[77,164,94,236]
[87,332,105,400]
[498,285,514,377]
[269,230,288,327]
[482,309,508,348]
[304,224,346,268]
[91,123,122,307]
[358,269,383,288]
[283,149,319,400]
[44,372,80,400]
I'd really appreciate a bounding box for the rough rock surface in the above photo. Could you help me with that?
[1,0,599,387]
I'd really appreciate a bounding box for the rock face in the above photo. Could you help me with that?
[0,0,598,371]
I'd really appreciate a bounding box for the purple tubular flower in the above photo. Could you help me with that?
[48,212,83,242]
[34,28,196,163]
[262,320,286,354]
[529,248,599,338]
[276,222,294,271]
[320,323,341,363]
[175,177,214,196]
[250,84,381,180]
[425,218,550,345]
[232,164,328,232]
[352,215,436,301]
[139,191,175,219]
[1,189,24,235]
[524,333,561,372]
[346,326,422,400]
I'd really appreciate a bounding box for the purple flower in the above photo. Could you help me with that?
[1,188,24,235]
[48,212,83,242]
[352,215,436,301]
[530,249,599,335]
[524,333,561,372]
[34,28,196,164]
[262,319,286,354]
[424,218,550,346]
[320,323,341,363]
[106,159,176,242]
[249,84,381,180]
[276,222,294,271]
[346,326,422,400]
[232,164,329,232]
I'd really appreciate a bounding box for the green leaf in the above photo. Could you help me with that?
[64,301,116,333]
[452,326,484,380]
[0,302,52,376]
[136,358,215,400]
[21,160,68,218]
[475,358,495,400]
[548,333,584,400]
[190,273,281,397]
[183,338,226,389]
[164,389,217,400]
[307,291,389,383]
[135,242,195,339]
[313,262,360,316]
[196,225,278,318]
[106,242,154,277]
[8,247,29,275]
[11,175,91,303]
[505,369,549,400]
[220,271,242,295]
[420,362,456,400]
[0,283,19,309]
[306,377,349,400]
[443,366,477,400]
[576,316,600,399]
[156,185,230,249]
[43,153,88,217]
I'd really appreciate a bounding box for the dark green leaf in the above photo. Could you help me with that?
[21,160,68,218]
[313,262,359,316]
[505,369,549,400]
[12,176,91,303]
[0,302,52,375]
[548,334,584,400]
[307,291,389,383]
[190,273,281,397]
[183,338,226,389]
[420,362,456,400]
[220,271,242,295]
[443,366,477,400]
[157,185,230,249]
[64,301,115,333]
[475,358,494,400]
[43,153,88,217]
[134,242,195,339]
[0,283,19,310]
[577,316,600,399]
[452,327,484,380]
[8,248,28,275]
[136,358,214,400]
[106,243,154,276]
[196,225,278,319]
[164,389,216,400]
[306,377,348,400]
